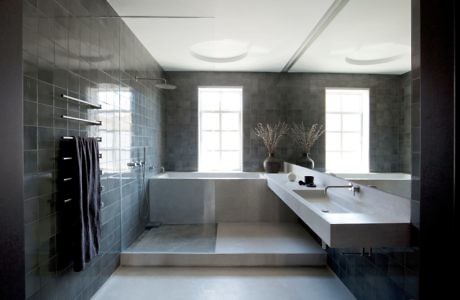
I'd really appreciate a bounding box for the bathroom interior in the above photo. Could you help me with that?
[0,0,457,299]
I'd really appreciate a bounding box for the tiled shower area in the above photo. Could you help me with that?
[22,0,164,298]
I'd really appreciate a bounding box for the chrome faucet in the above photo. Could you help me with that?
[152,164,165,173]
[325,183,361,196]
[127,161,140,167]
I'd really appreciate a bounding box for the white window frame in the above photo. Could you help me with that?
[198,86,243,171]
[325,88,370,173]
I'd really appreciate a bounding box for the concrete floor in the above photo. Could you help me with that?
[126,223,323,254]
[92,267,355,300]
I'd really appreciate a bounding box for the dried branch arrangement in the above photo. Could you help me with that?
[291,122,325,153]
[254,122,290,154]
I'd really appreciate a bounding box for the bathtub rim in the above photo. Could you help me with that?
[150,171,267,180]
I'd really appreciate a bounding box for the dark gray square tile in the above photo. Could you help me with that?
[24,150,38,174]
[38,81,54,105]
[24,197,39,224]
[24,100,38,126]
[38,126,54,149]
[24,126,38,150]
[24,76,38,102]
[38,149,54,172]
[38,103,54,127]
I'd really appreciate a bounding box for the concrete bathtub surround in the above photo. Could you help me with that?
[268,164,411,248]
[149,172,297,224]
[125,172,326,268]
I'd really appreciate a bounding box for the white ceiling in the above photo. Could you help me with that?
[108,0,411,74]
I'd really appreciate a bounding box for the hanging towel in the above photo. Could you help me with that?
[59,137,101,272]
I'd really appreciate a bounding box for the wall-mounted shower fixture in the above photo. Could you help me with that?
[135,76,177,90]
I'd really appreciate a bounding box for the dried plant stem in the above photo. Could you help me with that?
[254,122,289,154]
[291,123,325,154]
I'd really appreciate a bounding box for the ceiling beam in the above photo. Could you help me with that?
[281,0,349,72]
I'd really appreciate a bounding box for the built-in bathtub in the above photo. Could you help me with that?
[148,172,296,224]
[334,172,411,199]
[155,172,265,179]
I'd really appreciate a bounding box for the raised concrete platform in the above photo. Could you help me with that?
[121,223,326,267]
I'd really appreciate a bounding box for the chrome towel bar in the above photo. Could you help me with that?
[62,136,102,142]
[61,94,101,109]
[61,115,102,125]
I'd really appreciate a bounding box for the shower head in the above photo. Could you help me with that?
[135,76,177,90]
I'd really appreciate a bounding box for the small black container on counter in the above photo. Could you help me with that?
[298,176,316,187]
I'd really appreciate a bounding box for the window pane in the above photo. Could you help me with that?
[200,91,220,110]
[342,152,363,171]
[221,91,241,111]
[221,113,240,130]
[221,132,240,150]
[342,114,361,131]
[221,151,240,170]
[342,133,361,151]
[342,94,362,112]
[201,113,219,130]
[326,113,341,131]
[326,152,342,171]
[201,151,220,170]
[325,88,369,173]
[201,131,220,150]
[326,94,341,112]
[326,133,341,151]
[199,87,243,171]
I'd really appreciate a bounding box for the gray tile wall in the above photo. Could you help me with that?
[400,72,412,174]
[165,72,410,173]
[22,0,165,299]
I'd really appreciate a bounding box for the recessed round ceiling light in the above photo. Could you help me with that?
[190,39,249,63]
[345,43,410,65]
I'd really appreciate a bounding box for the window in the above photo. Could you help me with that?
[198,87,243,171]
[325,88,369,173]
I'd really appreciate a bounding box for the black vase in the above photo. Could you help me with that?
[263,153,282,173]
[297,152,314,169]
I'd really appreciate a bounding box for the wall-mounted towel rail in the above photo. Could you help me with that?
[62,136,102,142]
[61,115,102,125]
[61,94,101,109]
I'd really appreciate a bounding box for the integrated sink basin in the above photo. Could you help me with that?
[266,173,411,248]
[293,190,352,214]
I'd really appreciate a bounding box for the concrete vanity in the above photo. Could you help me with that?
[266,164,411,248]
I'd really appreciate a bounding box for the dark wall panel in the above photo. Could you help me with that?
[0,0,25,299]
[419,0,456,298]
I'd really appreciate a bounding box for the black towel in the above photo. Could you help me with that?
[59,137,101,272]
